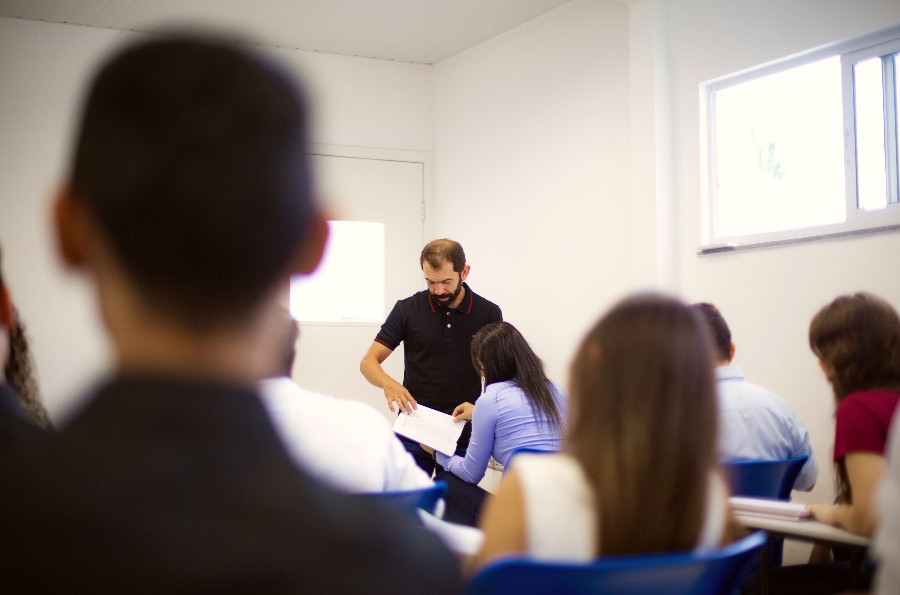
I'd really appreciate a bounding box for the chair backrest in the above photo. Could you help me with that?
[360,481,448,516]
[502,447,555,475]
[722,456,808,500]
[466,531,766,595]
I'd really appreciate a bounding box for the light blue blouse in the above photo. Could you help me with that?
[435,379,567,484]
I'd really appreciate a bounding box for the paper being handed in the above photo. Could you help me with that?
[392,405,464,456]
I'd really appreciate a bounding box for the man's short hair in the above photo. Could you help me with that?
[70,36,315,330]
[420,239,465,273]
[692,302,732,362]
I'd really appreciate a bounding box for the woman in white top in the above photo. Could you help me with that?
[474,294,731,568]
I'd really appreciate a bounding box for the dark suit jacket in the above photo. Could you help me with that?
[0,376,459,594]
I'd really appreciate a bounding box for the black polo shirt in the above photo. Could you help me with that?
[375,283,502,446]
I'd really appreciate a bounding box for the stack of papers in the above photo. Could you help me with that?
[730,497,812,521]
[392,405,465,456]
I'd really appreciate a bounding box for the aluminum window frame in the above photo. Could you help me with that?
[700,24,900,253]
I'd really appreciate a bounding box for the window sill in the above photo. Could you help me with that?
[697,222,900,255]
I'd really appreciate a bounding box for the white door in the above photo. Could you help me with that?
[290,152,426,423]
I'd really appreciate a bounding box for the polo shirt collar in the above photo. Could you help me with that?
[426,282,474,315]
[715,365,744,382]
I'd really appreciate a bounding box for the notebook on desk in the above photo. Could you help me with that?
[729,497,812,521]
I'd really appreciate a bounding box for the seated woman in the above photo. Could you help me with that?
[807,292,900,536]
[474,294,730,566]
[425,321,566,527]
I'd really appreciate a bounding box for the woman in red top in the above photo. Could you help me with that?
[807,292,900,537]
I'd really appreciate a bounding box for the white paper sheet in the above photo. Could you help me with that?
[392,405,464,456]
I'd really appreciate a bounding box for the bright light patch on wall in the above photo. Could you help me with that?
[714,57,845,238]
[290,221,384,322]
[854,57,888,210]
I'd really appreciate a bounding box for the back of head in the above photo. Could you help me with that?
[471,321,561,431]
[809,292,900,402]
[70,35,315,330]
[420,239,465,273]
[691,302,732,363]
[568,293,718,556]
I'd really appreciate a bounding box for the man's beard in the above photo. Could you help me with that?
[432,280,463,308]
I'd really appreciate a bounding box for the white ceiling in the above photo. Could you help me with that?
[0,0,572,64]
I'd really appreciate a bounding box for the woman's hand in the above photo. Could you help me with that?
[420,444,435,456]
[807,504,839,526]
[452,402,475,423]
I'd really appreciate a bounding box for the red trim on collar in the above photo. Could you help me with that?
[466,288,473,314]
[427,292,436,313]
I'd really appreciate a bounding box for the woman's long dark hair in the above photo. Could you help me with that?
[1,244,52,430]
[471,322,562,433]
[809,292,900,503]
[568,294,718,556]
[6,311,52,430]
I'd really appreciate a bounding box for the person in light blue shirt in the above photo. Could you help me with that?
[420,321,566,526]
[693,303,818,492]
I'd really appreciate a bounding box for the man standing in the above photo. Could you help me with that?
[361,239,502,475]
[693,302,818,492]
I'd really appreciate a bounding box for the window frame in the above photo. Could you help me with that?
[700,24,900,253]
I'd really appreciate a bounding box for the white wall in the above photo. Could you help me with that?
[432,0,900,564]
[0,17,434,421]
[433,0,633,386]
[661,0,900,561]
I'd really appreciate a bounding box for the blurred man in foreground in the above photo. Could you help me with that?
[0,35,458,594]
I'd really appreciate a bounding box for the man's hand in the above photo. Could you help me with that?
[383,377,417,414]
[420,444,435,456]
[452,402,474,423]
[360,342,418,414]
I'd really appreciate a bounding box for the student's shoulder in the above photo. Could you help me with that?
[289,385,393,428]
[328,491,461,593]
[720,378,788,410]
[837,390,900,423]
[512,452,587,494]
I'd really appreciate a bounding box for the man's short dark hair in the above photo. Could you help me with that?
[70,36,315,330]
[692,302,732,362]
[420,239,465,273]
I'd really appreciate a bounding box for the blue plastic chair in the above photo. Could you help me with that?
[722,456,808,500]
[360,481,448,517]
[722,456,808,568]
[466,531,767,595]
[502,447,556,475]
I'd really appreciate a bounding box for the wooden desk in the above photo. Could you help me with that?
[734,513,872,594]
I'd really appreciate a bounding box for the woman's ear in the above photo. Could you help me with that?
[290,213,329,276]
[818,359,835,382]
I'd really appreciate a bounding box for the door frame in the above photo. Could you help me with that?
[291,145,434,329]
[310,144,435,247]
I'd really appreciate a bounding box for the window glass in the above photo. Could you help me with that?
[290,221,384,322]
[854,57,888,210]
[895,53,900,191]
[713,57,845,238]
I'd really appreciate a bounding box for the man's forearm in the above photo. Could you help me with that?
[360,356,393,389]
